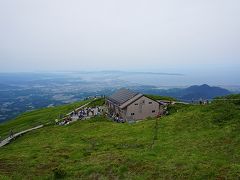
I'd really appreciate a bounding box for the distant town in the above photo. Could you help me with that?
[0,72,239,123]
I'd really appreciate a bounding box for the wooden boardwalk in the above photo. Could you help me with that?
[0,101,91,148]
[0,125,43,148]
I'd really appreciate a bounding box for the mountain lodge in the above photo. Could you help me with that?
[106,88,164,121]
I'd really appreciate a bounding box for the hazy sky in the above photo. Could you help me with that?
[0,0,240,73]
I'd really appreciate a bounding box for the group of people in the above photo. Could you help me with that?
[109,113,125,123]
[199,100,210,105]
[74,107,102,118]
[113,116,125,123]
[56,117,72,126]
[56,106,103,126]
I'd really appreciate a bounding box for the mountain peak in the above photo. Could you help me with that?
[183,84,231,100]
[200,84,210,88]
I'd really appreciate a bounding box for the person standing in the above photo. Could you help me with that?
[9,130,14,138]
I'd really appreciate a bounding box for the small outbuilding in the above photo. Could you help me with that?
[106,88,164,121]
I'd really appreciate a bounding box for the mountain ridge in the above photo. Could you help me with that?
[133,84,231,101]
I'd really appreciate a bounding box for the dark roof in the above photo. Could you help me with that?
[107,88,140,105]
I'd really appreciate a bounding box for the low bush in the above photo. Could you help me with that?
[53,168,67,179]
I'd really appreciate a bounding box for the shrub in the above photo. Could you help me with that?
[53,168,67,179]
[167,104,190,115]
[211,101,239,125]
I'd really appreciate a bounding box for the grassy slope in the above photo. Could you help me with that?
[85,98,105,108]
[0,97,240,179]
[145,94,177,101]
[0,100,91,139]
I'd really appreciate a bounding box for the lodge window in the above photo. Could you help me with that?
[131,113,135,116]
[149,102,152,104]
[152,110,155,113]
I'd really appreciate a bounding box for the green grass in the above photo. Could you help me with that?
[215,94,240,106]
[145,94,177,101]
[86,98,105,108]
[0,96,240,179]
[167,103,193,115]
[0,100,91,139]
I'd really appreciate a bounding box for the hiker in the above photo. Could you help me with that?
[78,114,82,120]
[55,119,59,125]
[9,130,14,138]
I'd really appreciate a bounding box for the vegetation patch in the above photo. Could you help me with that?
[53,168,67,179]
[145,94,177,101]
[0,158,19,175]
[0,95,240,179]
[86,98,105,108]
[0,99,90,139]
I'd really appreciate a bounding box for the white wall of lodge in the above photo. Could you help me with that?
[126,96,160,120]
